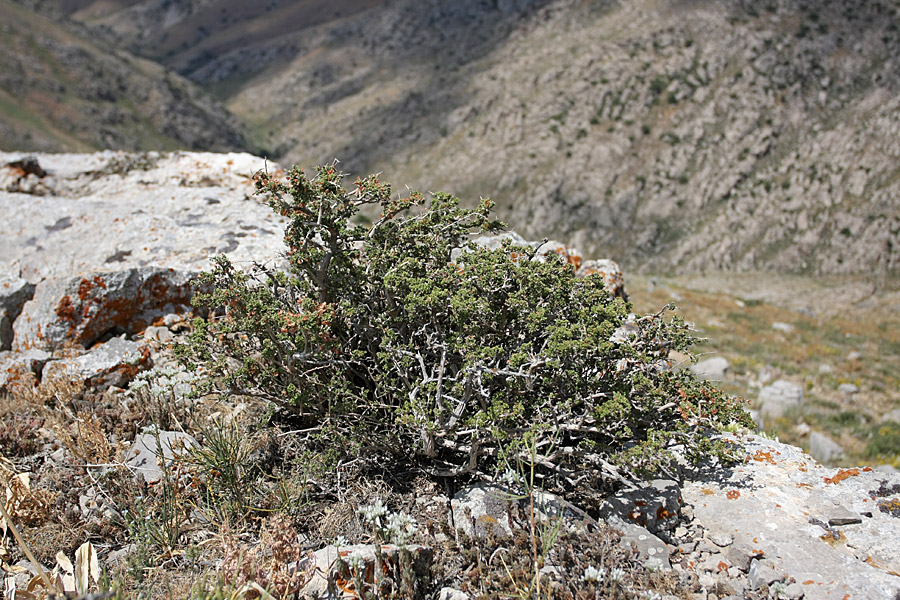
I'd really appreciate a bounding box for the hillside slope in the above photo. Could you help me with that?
[0,0,253,153]
[23,0,900,275]
[235,0,900,276]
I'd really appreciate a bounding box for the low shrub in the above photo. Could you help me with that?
[179,164,751,492]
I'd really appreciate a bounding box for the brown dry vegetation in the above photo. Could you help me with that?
[1,350,691,600]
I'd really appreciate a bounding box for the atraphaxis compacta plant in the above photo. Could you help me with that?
[179,163,752,494]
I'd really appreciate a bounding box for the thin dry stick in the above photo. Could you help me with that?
[0,500,54,590]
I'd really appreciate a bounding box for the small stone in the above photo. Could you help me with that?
[795,422,811,436]
[748,560,782,589]
[698,552,727,573]
[125,429,198,483]
[539,564,562,580]
[727,577,746,595]
[723,543,756,572]
[838,382,859,395]
[49,447,66,464]
[825,507,863,526]
[771,322,794,333]
[808,431,845,463]
[610,518,672,570]
[106,545,135,567]
[759,380,804,420]
[162,313,184,328]
[882,409,900,425]
[847,351,862,361]
[782,582,804,599]
[439,588,470,600]
[143,325,174,343]
[710,533,733,547]
[451,484,514,538]
[691,357,730,381]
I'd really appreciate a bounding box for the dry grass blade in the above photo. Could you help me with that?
[0,500,53,593]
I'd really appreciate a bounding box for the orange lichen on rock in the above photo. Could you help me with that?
[55,295,78,322]
[752,450,777,464]
[726,490,741,500]
[824,468,860,485]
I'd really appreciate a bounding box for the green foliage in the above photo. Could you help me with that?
[181,164,752,489]
[187,418,261,518]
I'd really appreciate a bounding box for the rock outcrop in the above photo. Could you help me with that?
[0,151,286,282]
[13,268,194,351]
[0,150,284,389]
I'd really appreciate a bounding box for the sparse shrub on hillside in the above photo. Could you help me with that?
[179,164,752,491]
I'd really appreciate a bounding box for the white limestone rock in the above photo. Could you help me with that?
[691,356,730,381]
[808,430,846,464]
[758,379,804,421]
[682,434,900,600]
[13,267,194,351]
[0,151,287,284]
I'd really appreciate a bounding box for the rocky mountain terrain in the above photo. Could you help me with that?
[1,151,899,600]
[36,0,900,276]
[0,0,253,154]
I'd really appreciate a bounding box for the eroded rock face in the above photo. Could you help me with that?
[0,276,36,351]
[41,336,150,391]
[13,268,194,351]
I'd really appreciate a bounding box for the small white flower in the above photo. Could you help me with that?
[582,565,606,582]
[497,468,521,487]
[345,553,365,571]
[334,535,348,548]
[358,500,388,527]
[609,567,626,582]
[386,511,417,544]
